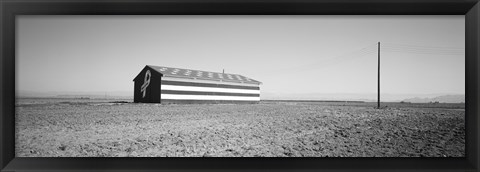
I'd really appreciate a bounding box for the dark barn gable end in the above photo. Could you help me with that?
[133,66,163,103]
[133,65,262,104]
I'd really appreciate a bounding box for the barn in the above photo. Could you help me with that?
[133,65,262,104]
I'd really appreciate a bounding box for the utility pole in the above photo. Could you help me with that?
[377,42,381,109]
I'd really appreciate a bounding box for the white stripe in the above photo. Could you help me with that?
[162,76,260,87]
[161,94,260,101]
[161,85,260,94]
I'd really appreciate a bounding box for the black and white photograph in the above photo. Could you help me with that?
[15,15,465,157]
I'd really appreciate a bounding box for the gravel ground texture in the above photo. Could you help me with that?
[15,98,465,157]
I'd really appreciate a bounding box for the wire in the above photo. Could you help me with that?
[382,46,463,51]
[382,50,463,55]
[383,42,463,50]
[261,43,379,74]
[382,48,464,55]
[381,42,464,55]
[290,43,378,72]
[383,45,462,50]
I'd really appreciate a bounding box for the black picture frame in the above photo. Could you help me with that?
[1,0,478,171]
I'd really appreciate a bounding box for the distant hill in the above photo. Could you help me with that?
[402,95,465,103]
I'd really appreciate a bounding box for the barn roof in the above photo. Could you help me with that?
[140,65,262,84]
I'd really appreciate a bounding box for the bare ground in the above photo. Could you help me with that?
[15,99,465,157]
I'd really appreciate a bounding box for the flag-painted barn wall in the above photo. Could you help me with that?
[133,65,261,104]
[160,76,260,104]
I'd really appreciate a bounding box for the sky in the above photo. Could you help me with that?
[16,15,465,100]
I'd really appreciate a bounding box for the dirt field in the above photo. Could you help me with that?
[15,98,465,157]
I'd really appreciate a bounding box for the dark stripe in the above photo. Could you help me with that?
[161,90,260,97]
[161,99,259,104]
[161,80,259,90]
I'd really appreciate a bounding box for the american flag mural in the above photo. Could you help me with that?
[133,65,261,104]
